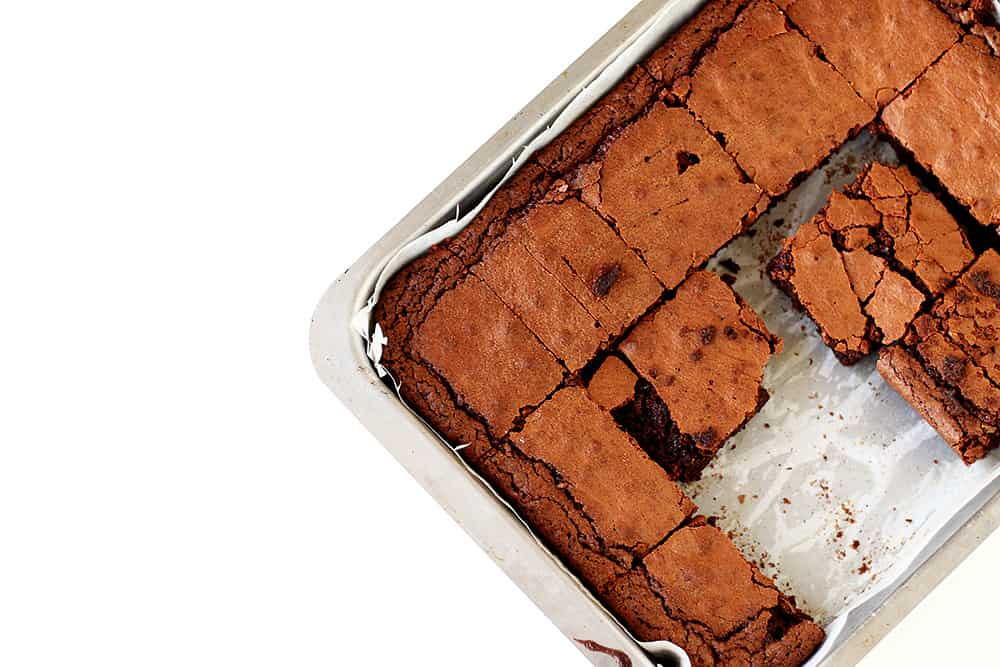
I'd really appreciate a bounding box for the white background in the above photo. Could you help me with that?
[1,1,998,665]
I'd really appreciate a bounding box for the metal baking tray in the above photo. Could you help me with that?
[310,1,1000,664]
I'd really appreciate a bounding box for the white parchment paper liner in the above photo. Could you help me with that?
[349,3,1000,665]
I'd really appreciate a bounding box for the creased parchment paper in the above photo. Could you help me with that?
[351,2,1000,665]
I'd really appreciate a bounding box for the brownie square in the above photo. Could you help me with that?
[509,387,696,580]
[878,250,1000,463]
[412,274,564,436]
[883,37,1000,228]
[574,103,768,290]
[680,0,874,196]
[599,519,825,665]
[775,0,960,107]
[613,271,781,481]
[769,163,974,364]
[512,195,664,336]
[473,234,606,372]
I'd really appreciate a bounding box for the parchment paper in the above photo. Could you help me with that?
[351,3,1000,665]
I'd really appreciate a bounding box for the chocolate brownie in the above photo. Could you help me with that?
[769,163,974,364]
[599,518,825,666]
[883,36,1000,228]
[774,0,960,107]
[412,274,565,437]
[502,388,696,583]
[878,250,1000,463]
[587,354,640,412]
[572,102,768,289]
[506,194,664,337]
[677,0,875,196]
[370,2,835,662]
[612,271,781,481]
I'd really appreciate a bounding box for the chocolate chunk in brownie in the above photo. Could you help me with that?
[769,163,973,364]
[511,196,664,336]
[883,37,1000,228]
[678,0,874,196]
[572,103,767,290]
[878,250,1000,463]
[599,518,825,667]
[615,271,781,481]
[412,274,564,437]
[774,0,960,107]
[502,387,696,586]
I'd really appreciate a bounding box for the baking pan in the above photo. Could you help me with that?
[310,1,1000,664]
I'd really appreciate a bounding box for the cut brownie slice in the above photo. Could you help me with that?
[610,271,781,481]
[572,102,768,290]
[769,163,974,364]
[472,235,606,371]
[511,195,664,336]
[412,274,564,437]
[678,0,874,196]
[878,250,1000,463]
[883,37,1000,228]
[495,387,696,588]
[774,0,960,107]
[599,518,825,667]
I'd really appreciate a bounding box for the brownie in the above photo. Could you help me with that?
[587,354,640,412]
[878,250,1000,463]
[677,0,875,196]
[502,388,696,583]
[774,0,960,107]
[882,37,1000,228]
[412,274,565,437]
[572,102,768,289]
[369,2,833,662]
[769,163,974,364]
[611,271,781,481]
[599,518,826,666]
[507,194,664,337]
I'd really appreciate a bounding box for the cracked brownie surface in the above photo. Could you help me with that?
[769,163,974,364]
[774,0,960,108]
[365,0,1000,663]
[878,251,1000,463]
[573,103,767,289]
[613,272,781,481]
[883,36,1000,228]
[600,518,825,666]
[412,274,565,437]
[677,0,874,196]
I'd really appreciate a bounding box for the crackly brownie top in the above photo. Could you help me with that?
[876,251,1000,463]
[587,354,639,412]
[511,387,696,556]
[619,271,780,444]
[572,103,767,289]
[678,0,874,195]
[508,195,664,336]
[599,519,825,664]
[413,274,564,436]
[931,250,1000,383]
[770,163,974,364]
[883,36,1000,228]
[775,0,960,107]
